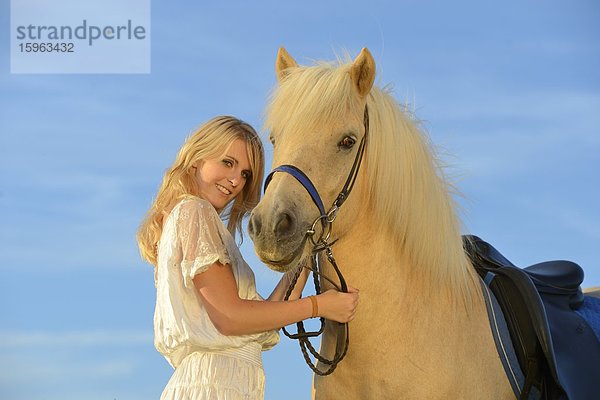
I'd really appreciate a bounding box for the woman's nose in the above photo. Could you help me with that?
[228,171,241,187]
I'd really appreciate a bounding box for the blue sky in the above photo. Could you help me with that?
[1,0,598,399]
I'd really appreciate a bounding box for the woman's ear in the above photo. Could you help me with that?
[191,160,203,170]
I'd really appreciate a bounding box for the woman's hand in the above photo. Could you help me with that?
[315,286,359,323]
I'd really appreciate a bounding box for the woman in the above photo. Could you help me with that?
[137,116,359,399]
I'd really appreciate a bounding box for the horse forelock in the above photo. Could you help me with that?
[264,61,364,139]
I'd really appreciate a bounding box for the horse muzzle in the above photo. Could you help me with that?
[248,204,311,272]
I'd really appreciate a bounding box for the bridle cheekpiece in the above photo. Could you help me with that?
[262,105,370,375]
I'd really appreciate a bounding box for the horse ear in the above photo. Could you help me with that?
[351,48,376,97]
[275,47,299,81]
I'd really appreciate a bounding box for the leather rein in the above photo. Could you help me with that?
[263,105,369,375]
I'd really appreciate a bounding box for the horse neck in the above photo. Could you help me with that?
[315,214,509,398]
[321,206,484,318]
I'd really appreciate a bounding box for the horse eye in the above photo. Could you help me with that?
[269,135,275,146]
[339,136,356,150]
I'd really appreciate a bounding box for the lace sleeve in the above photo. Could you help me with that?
[175,199,232,289]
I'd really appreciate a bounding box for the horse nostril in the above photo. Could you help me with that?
[248,213,262,237]
[274,212,296,238]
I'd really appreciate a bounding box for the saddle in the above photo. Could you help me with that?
[463,235,600,400]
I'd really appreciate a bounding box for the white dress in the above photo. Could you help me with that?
[154,196,280,400]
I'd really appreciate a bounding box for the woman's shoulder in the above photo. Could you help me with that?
[172,195,217,216]
[162,196,220,230]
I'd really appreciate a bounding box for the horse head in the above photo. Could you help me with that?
[249,47,376,272]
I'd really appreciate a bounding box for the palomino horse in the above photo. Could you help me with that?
[248,48,598,399]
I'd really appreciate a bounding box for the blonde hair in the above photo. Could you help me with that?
[137,116,264,266]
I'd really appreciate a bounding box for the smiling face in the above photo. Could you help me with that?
[194,138,252,210]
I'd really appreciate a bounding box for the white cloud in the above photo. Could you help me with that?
[0,329,151,348]
[0,356,136,384]
[0,329,165,398]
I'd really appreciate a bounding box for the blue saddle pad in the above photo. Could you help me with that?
[576,296,600,341]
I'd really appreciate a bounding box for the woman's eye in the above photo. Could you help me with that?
[223,159,233,167]
[339,136,356,150]
[241,171,251,180]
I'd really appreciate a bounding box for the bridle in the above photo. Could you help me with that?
[263,105,369,375]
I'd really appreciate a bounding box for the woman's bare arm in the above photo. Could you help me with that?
[193,261,358,336]
[267,265,311,302]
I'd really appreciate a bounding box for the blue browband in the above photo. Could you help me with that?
[263,164,327,217]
